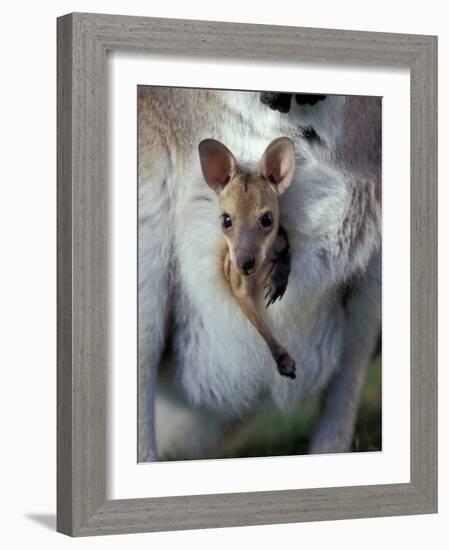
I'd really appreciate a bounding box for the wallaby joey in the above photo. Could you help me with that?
[198,137,297,379]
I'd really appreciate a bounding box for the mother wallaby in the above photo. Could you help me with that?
[138,88,381,461]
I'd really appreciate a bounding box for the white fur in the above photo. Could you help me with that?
[138,88,381,461]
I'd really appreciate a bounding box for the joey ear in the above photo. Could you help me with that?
[198,139,237,193]
[261,137,295,194]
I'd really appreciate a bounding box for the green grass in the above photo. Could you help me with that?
[161,359,381,461]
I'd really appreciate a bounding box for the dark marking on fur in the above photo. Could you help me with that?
[295,94,326,106]
[260,92,292,113]
[244,173,250,192]
[301,125,324,146]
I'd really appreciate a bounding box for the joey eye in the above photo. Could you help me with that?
[260,212,273,228]
[222,213,232,229]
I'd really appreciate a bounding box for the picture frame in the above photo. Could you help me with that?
[57,12,438,536]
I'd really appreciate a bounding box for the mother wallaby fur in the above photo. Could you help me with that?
[138,88,381,461]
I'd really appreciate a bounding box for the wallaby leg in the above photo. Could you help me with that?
[232,286,296,379]
[310,346,372,453]
[138,181,173,461]
[310,254,381,453]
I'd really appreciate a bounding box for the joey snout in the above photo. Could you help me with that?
[234,250,258,276]
[238,256,256,276]
[230,230,276,278]
[232,239,272,277]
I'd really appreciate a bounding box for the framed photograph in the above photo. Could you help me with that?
[57,12,437,536]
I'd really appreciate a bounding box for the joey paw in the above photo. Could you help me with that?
[277,353,296,379]
[265,257,290,308]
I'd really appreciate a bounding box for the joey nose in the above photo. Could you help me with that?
[240,256,255,275]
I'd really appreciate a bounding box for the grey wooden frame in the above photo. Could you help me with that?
[57,12,438,537]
